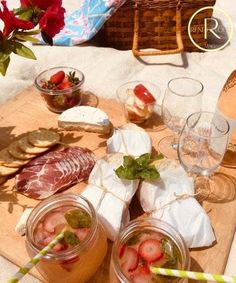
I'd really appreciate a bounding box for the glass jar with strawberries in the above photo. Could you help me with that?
[26,193,107,283]
[110,218,190,283]
[35,67,85,113]
[117,81,161,124]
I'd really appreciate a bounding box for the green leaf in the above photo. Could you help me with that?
[123,156,136,167]
[0,41,13,63]
[15,34,40,43]
[64,209,91,229]
[0,57,10,76]
[115,154,161,181]
[115,165,137,180]
[12,42,36,60]
[138,166,160,181]
[63,231,80,247]
[14,7,33,20]
[16,29,41,36]
[136,153,151,166]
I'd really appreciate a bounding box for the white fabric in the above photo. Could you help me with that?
[139,165,216,248]
[82,159,139,241]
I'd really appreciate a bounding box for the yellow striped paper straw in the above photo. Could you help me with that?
[8,232,64,283]
[151,267,236,283]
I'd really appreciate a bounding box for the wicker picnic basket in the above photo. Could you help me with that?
[98,0,216,56]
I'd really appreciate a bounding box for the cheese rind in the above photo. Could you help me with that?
[58,106,112,134]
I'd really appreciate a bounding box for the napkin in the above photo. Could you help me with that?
[138,160,216,248]
[82,156,139,241]
[107,123,152,156]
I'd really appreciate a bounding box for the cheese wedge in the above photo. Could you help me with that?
[58,106,112,134]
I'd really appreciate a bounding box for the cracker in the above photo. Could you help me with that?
[18,137,49,154]
[0,164,19,176]
[8,141,36,160]
[28,129,60,148]
[0,149,29,168]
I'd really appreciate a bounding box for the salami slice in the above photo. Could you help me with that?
[15,147,96,200]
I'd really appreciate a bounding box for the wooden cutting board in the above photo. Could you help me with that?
[0,87,235,282]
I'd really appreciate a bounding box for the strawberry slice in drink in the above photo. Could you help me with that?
[43,235,67,252]
[49,71,65,85]
[134,84,156,104]
[138,239,163,263]
[121,247,139,274]
[43,211,66,233]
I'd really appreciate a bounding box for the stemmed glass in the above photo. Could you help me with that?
[159,77,203,159]
[178,111,230,199]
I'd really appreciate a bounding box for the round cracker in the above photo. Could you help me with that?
[18,137,49,154]
[0,149,29,168]
[0,175,7,184]
[28,129,60,148]
[0,164,19,176]
[8,141,37,160]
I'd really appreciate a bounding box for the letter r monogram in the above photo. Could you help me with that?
[204,17,221,39]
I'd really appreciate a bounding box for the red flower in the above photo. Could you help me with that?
[20,0,62,11]
[0,1,34,36]
[39,5,65,37]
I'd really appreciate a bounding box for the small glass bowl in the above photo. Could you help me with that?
[35,66,85,113]
[117,81,161,124]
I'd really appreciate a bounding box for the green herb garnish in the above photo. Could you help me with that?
[161,238,180,268]
[64,209,91,229]
[115,153,163,181]
[63,231,80,246]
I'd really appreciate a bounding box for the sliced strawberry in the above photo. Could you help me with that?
[43,211,66,233]
[132,273,152,283]
[42,235,67,251]
[57,77,73,90]
[121,247,139,273]
[134,84,156,104]
[119,244,126,259]
[49,71,65,85]
[74,228,90,241]
[138,239,163,263]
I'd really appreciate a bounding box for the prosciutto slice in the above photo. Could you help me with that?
[15,147,96,200]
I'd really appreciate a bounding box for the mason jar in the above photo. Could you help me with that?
[26,193,107,283]
[110,218,190,283]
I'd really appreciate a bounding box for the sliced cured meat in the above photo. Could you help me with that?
[15,147,96,200]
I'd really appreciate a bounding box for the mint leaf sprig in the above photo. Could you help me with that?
[115,153,164,181]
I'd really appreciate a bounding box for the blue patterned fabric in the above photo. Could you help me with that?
[48,0,127,46]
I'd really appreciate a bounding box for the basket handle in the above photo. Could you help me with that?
[132,3,184,56]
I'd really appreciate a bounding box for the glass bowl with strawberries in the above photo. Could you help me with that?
[117,81,161,124]
[35,67,85,113]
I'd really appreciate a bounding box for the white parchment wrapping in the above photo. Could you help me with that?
[139,165,216,248]
[107,124,152,156]
[82,159,139,241]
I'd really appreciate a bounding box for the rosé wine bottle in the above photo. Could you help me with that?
[26,193,107,283]
[110,218,190,283]
[217,70,236,144]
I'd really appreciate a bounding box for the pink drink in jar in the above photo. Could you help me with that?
[26,193,107,283]
[110,218,190,283]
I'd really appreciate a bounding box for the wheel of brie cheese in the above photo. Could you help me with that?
[58,106,112,134]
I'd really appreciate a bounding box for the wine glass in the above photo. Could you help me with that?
[158,77,203,159]
[178,111,230,199]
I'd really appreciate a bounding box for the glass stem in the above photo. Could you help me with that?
[171,132,179,150]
